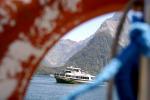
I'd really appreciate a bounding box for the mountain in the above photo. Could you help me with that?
[36,13,130,75]
[63,13,130,75]
[43,37,92,67]
[36,39,77,74]
[36,37,91,74]
[42,39,77,67]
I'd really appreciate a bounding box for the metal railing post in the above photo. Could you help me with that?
[138,0,150,100]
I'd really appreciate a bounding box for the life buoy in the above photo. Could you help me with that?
[0,0,128,99]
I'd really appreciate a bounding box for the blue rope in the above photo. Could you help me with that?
[64,22,150,100]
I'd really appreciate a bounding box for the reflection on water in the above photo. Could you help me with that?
[25,75,111,100]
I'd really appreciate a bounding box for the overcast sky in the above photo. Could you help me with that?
[63,12,114,42]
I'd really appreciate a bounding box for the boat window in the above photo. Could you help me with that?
[82,77,89,79]
[66,75,71,77]
[65,71,71,73]
[86,77,89,79]
[76,76,79,78]
[75,69,79,72]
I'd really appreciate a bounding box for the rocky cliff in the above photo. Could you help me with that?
[63,13,130,74]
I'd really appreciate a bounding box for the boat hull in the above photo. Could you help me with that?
[55,77,76,84]
[55,76,93,84]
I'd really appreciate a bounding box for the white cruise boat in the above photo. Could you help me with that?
[54,66,95,84]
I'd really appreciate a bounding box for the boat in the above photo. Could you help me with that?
[54,66,95,84]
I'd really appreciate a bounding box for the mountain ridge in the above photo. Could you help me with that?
[36,13,130,75]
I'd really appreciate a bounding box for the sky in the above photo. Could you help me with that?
[63,12,114,42]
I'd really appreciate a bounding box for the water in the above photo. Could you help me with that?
[25,75,111,100]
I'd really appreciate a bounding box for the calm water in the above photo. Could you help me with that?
[25,75,116,100]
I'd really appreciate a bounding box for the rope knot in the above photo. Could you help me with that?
[130,22,150,57]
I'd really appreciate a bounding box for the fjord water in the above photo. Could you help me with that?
[25,75,108,100]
